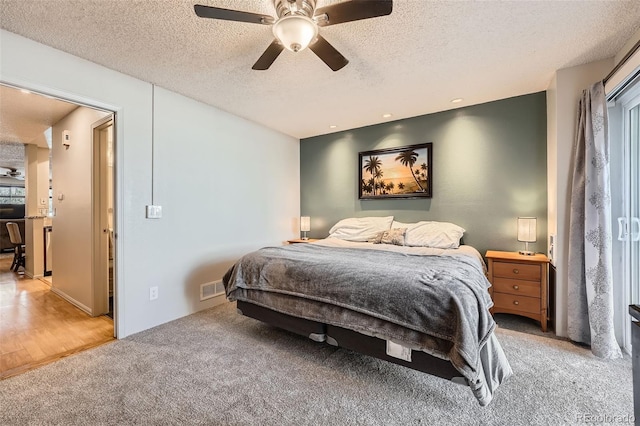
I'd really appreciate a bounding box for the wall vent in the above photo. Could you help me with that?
[200,280,224,301]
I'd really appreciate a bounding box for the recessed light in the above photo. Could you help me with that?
[451,98,463,103]
[329,125,337,129]
[20,89,31,94]
[382,113,392,118]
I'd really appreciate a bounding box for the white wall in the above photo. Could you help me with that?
[24,144,39,216]
[23,144,51,277]
[36,146,49,217]
[0,30,300,337]
[51,106,110,312]
[547,58,613,337]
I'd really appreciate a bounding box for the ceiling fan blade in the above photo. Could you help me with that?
[315,0,392,27]
[252,40,285,70]
[194,4,275,25]
[309,35,349,71]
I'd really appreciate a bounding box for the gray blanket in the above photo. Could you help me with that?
[223,243,508,404]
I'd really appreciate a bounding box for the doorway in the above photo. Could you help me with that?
[0,83,118,376]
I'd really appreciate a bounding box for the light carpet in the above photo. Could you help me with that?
[0,302,632,425]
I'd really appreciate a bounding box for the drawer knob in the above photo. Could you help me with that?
[513,285,519,290]
[513,300,519,305]
[513,269,519,274]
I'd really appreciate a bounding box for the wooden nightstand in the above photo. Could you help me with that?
[485,250,550,332]
[287,238,320,244]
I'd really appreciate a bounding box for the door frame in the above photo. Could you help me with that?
[0,78,123,338]
[623,89,640,355]
[92,116,114,319]
[616,83,640,354]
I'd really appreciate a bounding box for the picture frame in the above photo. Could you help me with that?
[359,143,432,199]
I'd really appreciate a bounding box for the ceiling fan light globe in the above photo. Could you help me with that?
[272,15,318,53]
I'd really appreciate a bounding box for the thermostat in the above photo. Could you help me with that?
[62,130,71,147]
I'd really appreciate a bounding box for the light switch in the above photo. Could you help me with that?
[146,205,162,219]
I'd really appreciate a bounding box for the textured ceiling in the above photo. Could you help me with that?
[0,85,78,148]
[0,141,25,178]
[1,0,640,139]
[0,85,77,179]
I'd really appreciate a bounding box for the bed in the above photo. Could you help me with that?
[222,218,513,406]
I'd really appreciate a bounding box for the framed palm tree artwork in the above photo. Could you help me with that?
[359,143,432,199]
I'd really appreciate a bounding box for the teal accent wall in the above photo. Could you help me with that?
[300,92,547,256]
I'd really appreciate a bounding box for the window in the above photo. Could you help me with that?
[0,185,25,204]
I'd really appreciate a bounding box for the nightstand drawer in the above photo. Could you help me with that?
[493,262,540,281]
[486,250,549,332]
[493,293,540,314]
[493,277,541,298]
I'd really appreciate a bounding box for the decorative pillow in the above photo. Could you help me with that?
[328,216,393,242]
[368,231,385,244]
[391,220,465,249]
[379,228,407,246]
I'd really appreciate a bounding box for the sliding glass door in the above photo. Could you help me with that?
[610,83,640,354]
[626,99,640,353]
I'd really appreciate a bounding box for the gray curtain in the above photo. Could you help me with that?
[567,81,621,359]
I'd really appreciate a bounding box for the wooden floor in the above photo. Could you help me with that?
[0,256,114,379]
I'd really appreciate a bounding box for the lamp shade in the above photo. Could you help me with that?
[300,216,311,232]
[272,15,318,52]
[517,217,537,243]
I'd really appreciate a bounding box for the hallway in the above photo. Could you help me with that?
[0,256,113,379]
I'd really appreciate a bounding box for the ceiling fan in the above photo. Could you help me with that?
[0,168,23,180]
[194,0,393,71]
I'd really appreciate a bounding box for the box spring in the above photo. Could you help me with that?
[236,300,461,381]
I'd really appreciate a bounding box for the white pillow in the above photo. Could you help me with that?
[329,216,394,242]
[391,221,412,229]
[392,220,465,249]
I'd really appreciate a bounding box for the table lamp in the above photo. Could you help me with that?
[300,216,310,240]
[517,217,536,255]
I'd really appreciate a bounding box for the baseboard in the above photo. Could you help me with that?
[50,287,93,315]
[24,271,44,279]
[38,277,52,287]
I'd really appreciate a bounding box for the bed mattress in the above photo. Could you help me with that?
[223,238,512,405]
